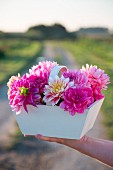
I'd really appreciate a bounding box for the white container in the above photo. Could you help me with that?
[14,65,104,139]
[14,98,104,140]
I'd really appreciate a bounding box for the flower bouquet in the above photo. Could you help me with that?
[7,61,110,139]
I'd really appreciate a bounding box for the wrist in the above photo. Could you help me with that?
[62,136,90,151]
[72,135,90,151]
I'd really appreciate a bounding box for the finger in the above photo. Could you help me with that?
[35,134,64,144]
[24,134,34,137]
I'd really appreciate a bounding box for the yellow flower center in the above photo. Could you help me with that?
[52,82,64,93]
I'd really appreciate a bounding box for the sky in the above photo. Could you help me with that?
[0,0,113,32]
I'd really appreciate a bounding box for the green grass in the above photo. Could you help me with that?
[0,39,42,84]
[60,38,113,139]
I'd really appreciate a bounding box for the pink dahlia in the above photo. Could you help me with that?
[43,75,74,106]
[8,74,41,114]
[7,73,21,98]
[92,86,104,100]
[60,87,94,116]
[28,74,47,94]
[81,64,110,90]
[29,61,58,80]
[63,69,89,88]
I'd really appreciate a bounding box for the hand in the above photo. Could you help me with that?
[35,134,66,143]
[35,134,88,150]
[24,134,88,149]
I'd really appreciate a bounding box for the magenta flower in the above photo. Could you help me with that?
[60,87,94,116]
[28,74,47,94]
[43,75,74,106]
[92,86,104,100]
[8,74,41,114]
[29,61,58,79]
[63,70,89,87]
[63,69,78,81]
[81,64,110,90]
[7,61,109,115]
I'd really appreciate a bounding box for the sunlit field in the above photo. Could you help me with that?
[60,38,113,139]
[0,39,42,84]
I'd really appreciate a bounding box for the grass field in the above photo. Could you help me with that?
[60,38,113,139]
[0,39,42,84]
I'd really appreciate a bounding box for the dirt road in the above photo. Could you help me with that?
[0,84,16,147]
[0,43,112,170]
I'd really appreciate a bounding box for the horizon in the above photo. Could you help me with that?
[0,23,111,33]
[0,0,113,33]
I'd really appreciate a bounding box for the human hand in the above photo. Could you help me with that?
[24,134,89,151]
[34,134,88,150]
